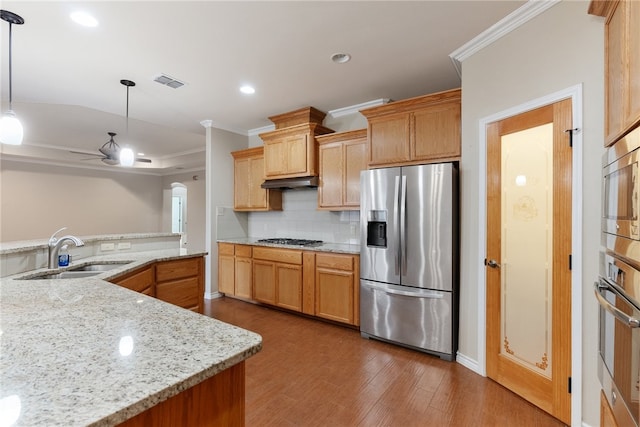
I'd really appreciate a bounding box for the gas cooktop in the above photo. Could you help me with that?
[257,238,323,247]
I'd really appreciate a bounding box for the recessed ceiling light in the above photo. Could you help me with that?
[137,152,145,156]
[240,85,255,95]
[70,11,98,27]
[331,53,351,64]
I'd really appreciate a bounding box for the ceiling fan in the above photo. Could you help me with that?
[70,79,151,166]
[71,131,151,165]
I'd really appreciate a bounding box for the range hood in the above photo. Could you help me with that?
[261,176,319,190]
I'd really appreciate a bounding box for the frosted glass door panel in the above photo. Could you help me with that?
[500,123,553,378]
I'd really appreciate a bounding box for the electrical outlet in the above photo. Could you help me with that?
[101,243,115,251]
[350,224,357,237]
[216,207,225,216]
[117,242,131,250]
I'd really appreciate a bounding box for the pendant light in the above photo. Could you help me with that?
[0,10,25,145]
[119,79,135,167]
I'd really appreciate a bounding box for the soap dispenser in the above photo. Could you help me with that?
[58,244,70,267]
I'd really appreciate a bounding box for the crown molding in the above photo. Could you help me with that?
[449,0,561,77]
[328,98,390,118]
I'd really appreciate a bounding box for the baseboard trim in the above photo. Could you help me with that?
[204,291,223,300]
[456,351,481,375]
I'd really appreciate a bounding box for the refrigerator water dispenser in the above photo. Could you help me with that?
[367,210,387,247]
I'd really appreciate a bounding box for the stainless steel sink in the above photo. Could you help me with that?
[19,261,133,280]
[68,262,132,272]
[21,270,104,280]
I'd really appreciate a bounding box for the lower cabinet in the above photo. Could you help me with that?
[110,256,204,314]
[111,265,155,296]
[217,243,253,300]
[315,253,359,326]
[253,247,303,312]
[219,244,359,326]
[156,258,204,313]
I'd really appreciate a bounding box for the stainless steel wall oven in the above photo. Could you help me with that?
[598,127,640,427]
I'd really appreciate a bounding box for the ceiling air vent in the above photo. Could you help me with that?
[153,74,185,89]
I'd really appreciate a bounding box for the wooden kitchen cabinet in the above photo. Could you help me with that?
[259,107,334,180]
[252,247,303,312]
[111,265,155,296]
[156,257,204,313]
[218,243,236,295]
[234,245,253,299]
[231,147,282,211]
[361,88,461,167]
[317,129,367,210]
[315,253,360,326]
[590,0,640,145]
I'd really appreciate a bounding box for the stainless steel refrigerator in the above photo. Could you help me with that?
[359,163,458,360]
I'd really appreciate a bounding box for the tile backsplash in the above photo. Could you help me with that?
[248,189,360,244]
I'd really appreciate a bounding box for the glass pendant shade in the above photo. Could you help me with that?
[119,147,134,167]
[0,110,23,145]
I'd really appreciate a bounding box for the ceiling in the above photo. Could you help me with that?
[0,1,526,174]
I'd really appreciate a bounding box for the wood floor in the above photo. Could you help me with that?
[204,297,567,427]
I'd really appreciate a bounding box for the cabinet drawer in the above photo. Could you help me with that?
[235,245,252,257]
[112,266,154,295]
[156,277,200,309]
[218,243,235,256]
[156,258,201,282]
[316,253,354,271]
[253,247,302,264]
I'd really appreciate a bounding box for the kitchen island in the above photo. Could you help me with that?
[0,248,262,426]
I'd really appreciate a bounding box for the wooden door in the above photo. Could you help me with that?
[275,263,302,312]
[253,260,276,305]
[412,102,461,161]
[318,142,343,208]
[248,156,267,209]
[605,0,626,144]
[234,245,252,299]
[264,140,287,177]
[344,140,366,207]
[233,158,250,209]
[628,0,640,131]
[486,99,572,424]
[285,133,309,175]
[368,113,411,166]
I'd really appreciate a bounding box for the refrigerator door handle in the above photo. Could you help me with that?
[362,281,445,299]
[400,175,407,275]
[394,175,401,275]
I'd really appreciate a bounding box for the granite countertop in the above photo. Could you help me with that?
[217,237,360,255]
[0,249,262,426]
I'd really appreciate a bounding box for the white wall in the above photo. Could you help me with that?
[459,1,603,425]
[0,159,163,242]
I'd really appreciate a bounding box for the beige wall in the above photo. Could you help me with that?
[459,1,603,425]
[0,159,164,241]
[162,170,206,252]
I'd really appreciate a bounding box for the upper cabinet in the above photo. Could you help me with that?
[590,0,640,145]
[316,129,367,210]
[360,88,461,167]
[259,107,334,180]
[231,147,282,211]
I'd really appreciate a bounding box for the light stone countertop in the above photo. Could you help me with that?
[217,237,360,255]
[0,249,262,426]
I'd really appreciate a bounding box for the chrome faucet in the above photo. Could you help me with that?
[48,227,85,269]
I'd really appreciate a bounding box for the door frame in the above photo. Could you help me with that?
[475,84,583,426]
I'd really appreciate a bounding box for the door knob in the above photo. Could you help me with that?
[485,259,501,269]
